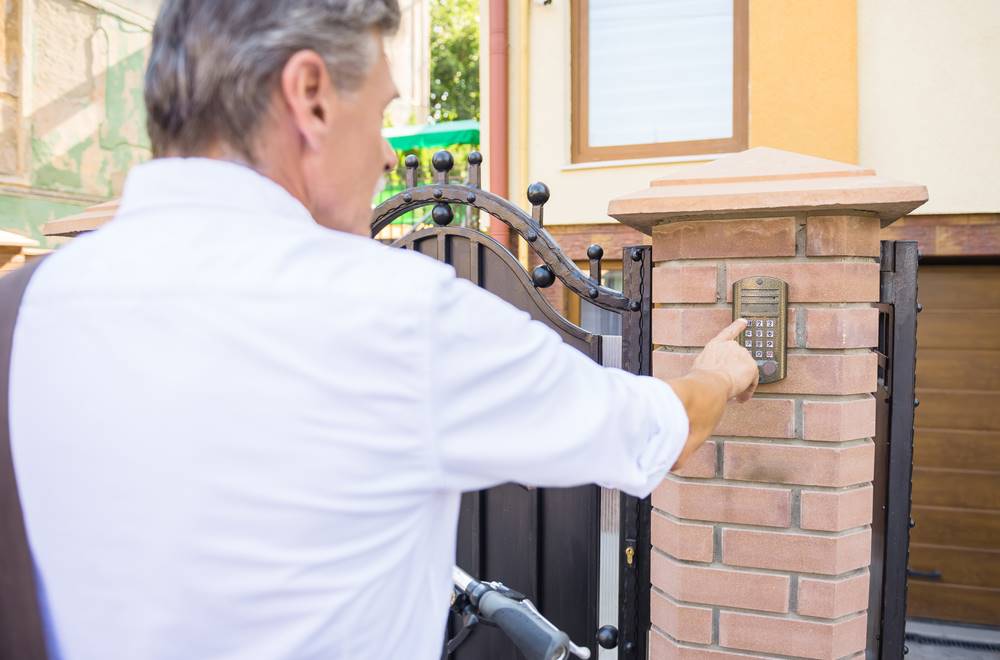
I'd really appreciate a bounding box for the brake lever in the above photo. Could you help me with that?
[446,589,482,653]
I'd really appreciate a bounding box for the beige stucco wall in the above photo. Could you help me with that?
[493,1,859,227]
[858,0,1000,215]
[384,0,430,127]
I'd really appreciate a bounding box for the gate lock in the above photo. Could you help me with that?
[732,276,789,384]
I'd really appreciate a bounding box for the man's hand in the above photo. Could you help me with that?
[691,319,759,402]
[666,319,760,469]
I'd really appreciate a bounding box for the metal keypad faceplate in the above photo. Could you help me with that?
[732,276,789,384]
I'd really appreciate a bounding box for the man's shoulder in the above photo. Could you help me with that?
[295,227,458,295]
[28,212,459,309]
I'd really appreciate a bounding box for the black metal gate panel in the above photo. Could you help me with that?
[371,151,653,659]
[868,240,919,659]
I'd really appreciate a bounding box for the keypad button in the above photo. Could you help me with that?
[745,330,753,337]
[766,330,775,338]
[744,340,752,348]
[755,330,763,337]
[754,350,764,358]
[766,340,774,348]
[755,320,764,327]
[755,340,763,348]
[766,319,775,327]
[765,351,774,358]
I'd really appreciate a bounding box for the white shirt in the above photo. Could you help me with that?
[10,158,688,660]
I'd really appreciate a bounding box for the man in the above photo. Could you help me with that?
[9,1,758,658]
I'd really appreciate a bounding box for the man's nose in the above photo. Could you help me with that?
[382,140,398,173]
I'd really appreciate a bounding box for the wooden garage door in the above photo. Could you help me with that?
[907,265,1000,625]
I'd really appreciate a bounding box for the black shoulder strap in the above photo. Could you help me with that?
[0,256,50,660]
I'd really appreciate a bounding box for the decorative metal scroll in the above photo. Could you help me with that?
[371,150,637,314]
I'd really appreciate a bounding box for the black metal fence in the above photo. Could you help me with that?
[371,151,652,659]
[868,240,919,658]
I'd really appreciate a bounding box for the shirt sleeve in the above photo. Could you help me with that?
[426,274,689,497]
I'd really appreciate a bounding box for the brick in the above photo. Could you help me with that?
[655,351,877,397]
[653,217,797,261]
[649,629,770,660]
[800,485,873,532]
[786,306,800,347]
[653,478,791,527]
[544,222,649,261]
[651,511,714,563]
[651,552,790,613]
[802,307,879,348]
[798,572,870,619]
[723,441,874,487]
[726,262,879,303]
[671,441,717,478]
[757,352,877,396]
[652,307,733,347]
[802,397,876,442]
[652,350,696,382]
[719,611,867,659]
[656,352,877,396]
[806,214,881,257]
[722,528,872,575]
[653,264,718,303]
[715,397,795,438]
[650,591,713,644]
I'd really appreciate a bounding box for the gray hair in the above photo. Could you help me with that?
[145,0,400,160]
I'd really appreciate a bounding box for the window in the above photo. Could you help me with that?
[571,0,748,163]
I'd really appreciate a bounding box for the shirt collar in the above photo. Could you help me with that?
[116,157,315,225]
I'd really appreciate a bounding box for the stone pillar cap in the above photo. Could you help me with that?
[608,147,928,234]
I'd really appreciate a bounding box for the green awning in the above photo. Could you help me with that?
[383,119,479,151]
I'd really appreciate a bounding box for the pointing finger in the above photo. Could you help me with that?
[711,318,748,343]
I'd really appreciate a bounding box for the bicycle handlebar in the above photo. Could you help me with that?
[477,589,572,660]
[451,566,590,660]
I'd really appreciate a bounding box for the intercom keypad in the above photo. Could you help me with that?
[732,276,789,384]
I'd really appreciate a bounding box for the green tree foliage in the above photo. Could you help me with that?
[429,0,480,122]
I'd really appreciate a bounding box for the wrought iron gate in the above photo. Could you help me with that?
[868,240,919,659]
[371,151,652,659]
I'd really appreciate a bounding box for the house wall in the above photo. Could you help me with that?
[384,0,430,127]
[858,0,1000,215]
[0,0,157,244]
[481,0,858,227]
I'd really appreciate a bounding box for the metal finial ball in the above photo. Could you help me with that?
[526,182,550,206]
[404,154,419,168]
[596,625,619,650]
[432,150,454,172]
[628,300,640,312]
[587,244,604,261]
[525,230,538,242]
[467,151,483,165]
[588,288,599,299]
[531,265,555,288]
[431,203,454,226]
[630,247,643,262]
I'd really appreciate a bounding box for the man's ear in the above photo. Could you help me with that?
[280,50,335,151]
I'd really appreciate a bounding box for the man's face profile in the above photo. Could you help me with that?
[276,32,399,237]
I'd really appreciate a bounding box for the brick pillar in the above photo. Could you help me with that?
[609,148,927,659]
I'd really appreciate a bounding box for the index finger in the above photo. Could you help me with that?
[710,318,748,343]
